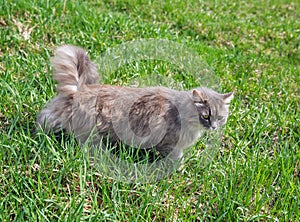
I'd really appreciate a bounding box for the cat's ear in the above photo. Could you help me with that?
[222,92,234,103]
[193,90,207,103]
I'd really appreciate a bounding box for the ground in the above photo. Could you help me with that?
[0,0,299,221]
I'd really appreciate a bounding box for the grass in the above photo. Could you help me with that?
[0,0,299,221]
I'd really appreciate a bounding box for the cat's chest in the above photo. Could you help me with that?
[176,125,203,149]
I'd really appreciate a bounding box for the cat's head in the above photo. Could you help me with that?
[192,87,234,130]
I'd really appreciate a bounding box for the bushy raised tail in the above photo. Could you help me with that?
[36,45,99,132]
[52,45,99,96]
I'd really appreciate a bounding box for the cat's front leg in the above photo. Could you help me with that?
[168,148,184,161]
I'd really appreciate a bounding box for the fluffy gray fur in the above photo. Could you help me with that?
[37,45,234,161]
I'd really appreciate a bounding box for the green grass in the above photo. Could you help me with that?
[1,0,299,221]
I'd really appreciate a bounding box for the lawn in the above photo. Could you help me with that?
[0,0,299,221]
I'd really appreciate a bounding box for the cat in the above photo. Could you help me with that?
[36,45,233,162]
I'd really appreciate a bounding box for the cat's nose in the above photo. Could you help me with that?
[211,126,217,130]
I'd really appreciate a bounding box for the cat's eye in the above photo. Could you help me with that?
[218,116,224,120]
[202,115,209,119]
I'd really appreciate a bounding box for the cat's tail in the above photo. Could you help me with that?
[36,45,99,133]
[51,45,99,96]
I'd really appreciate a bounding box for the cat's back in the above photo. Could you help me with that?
[75,84,191,120]
[79,84,184,102]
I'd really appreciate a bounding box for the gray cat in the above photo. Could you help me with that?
[37,45,233,161]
